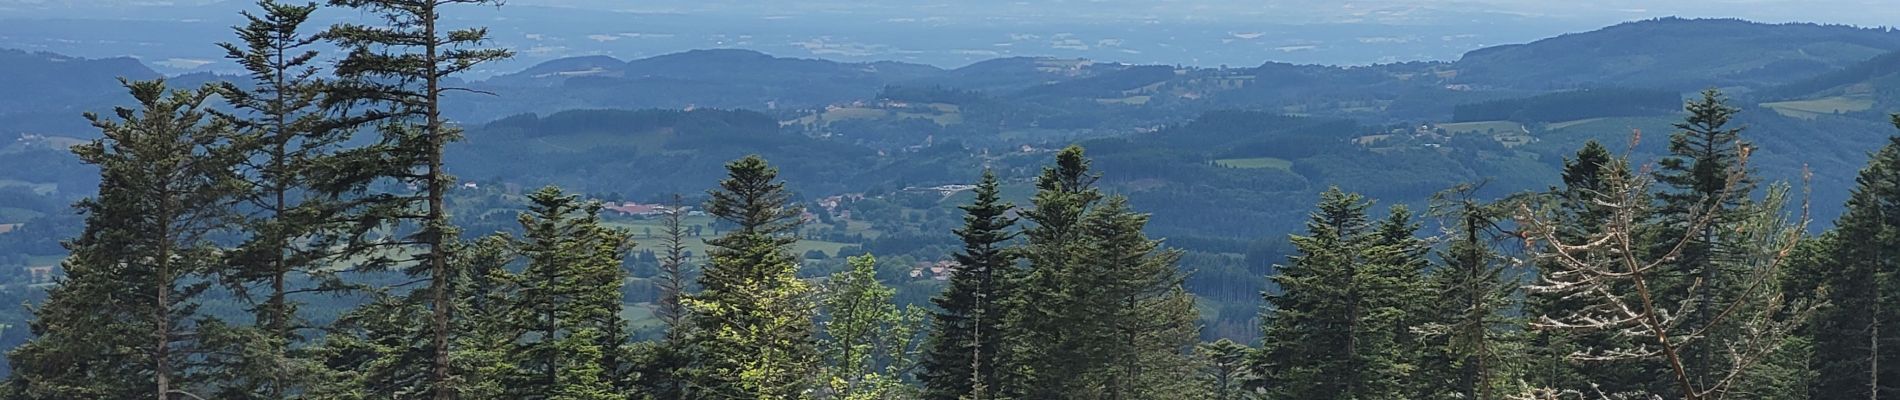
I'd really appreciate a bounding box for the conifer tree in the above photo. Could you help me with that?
[1522,147,1813,400]
[450,236,518,400]
[1807,131,1900,399]
[321,0,512,396]
[636,194,696,399]
[205,2,360,396]
[1001,146,1103,399]
[1652,89,1757,388]
[1081,196,1201,400]
[1525,141,1652,396]
[919,171,1016,400]
[657,194,693,341]
[1254,187,1420,400]
[1002,146,1201,399]
[1417,186,1523,400]
[7,81,241,400]
[1195,339,1254,400]
[684,155,819,398]
[508,187,634,399]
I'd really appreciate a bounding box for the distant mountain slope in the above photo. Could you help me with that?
[1453,18,1900,91]
[461,49,948,117]
[1751,50,1900,116]
[909,57,1128,92]
[0,49,159,134]
[450,108,879,195]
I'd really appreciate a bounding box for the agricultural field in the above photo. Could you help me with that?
[1543,117,1607,131]
[1761,95,1875,119]
[1213,157,1295,171]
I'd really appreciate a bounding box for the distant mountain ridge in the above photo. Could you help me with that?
[0,49,159,134]
[1451,17,1900,90]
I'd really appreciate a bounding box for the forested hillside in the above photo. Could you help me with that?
[4,2,1900,399]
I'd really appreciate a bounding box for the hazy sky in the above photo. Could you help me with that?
[3,0,1898,27]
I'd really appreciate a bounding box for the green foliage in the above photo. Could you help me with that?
[1001,146,1203,400]
[320,0,514,396]
[1451,88,1682,123]
[1805,130,1900,399]
[685,156,821,398]
[818,255,927,400]
[505,187,635,399]
[209,2,360,396]
[1255,187,1425,400]
[6,80,240,400]
[1415,188,1525,400]
[919,171,1017,400]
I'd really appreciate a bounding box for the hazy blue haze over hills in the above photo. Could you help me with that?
[12,0,1896,76]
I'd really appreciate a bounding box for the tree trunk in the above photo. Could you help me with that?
[423,3,453,398]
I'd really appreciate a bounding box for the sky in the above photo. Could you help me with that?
[2,0,1897,74]
[3,0,1898,27]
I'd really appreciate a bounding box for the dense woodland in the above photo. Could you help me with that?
[10,1,1900,400]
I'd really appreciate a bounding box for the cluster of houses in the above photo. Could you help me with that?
[908,260,959,281]
[603,202,701,218]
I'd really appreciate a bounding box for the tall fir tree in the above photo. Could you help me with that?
[1079,196,1202,400]
[508,187,634,399]
[1418,187,1523,400]
[322,0,513,397]
[205,1,360,396]
[1808,130,1900,399]
[1002,146,1202,399]
[6,81,241,400]
[636,194,696,399]
[684,155,820,398]
[919,171,1017,400]
[1254,187,1422,400]
[1652,89,1757,391]
[1001,146,1104,399]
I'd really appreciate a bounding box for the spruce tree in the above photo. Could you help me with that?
[7,80,241,400]
[508,187,634,399]
[322,0,512,396]
[1001,146,1103,399]
[451,236,519,400]
[684,155,819,398]
[1418,187,1522,400]
[1196,339,1254,400]
[1002,146,1202,399]
[1255,187,1420,400]
[637,194,696,399]
[206,2,358,396]
[1080,196,1201,400]
[1652,89,1755,389]
[919,171,1016,400]
[1808,132,1900,399]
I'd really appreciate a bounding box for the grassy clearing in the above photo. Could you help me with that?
[1544,117,1607,131]
[1761,95,1875,119]
[1214,157,1294,171]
